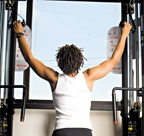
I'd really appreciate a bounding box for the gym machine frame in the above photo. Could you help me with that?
[0,0,31,136]
[112,0,144,136]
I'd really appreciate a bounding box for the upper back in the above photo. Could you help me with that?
[53,72,91,95]
[52,73,92,129]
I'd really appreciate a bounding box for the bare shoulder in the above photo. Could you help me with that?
[83,67,98,81]
[83,70,89,79]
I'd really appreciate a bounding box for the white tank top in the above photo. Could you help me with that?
[52,73,92,130]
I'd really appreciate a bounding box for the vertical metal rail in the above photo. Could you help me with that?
[23,0,33,99]
[121,1,129,136]
[4,4,12,105]
[140,0,144,135]
[0,1,2,90]
[134,2,140,102]
[5,1,18,136]
[133,3,142,135]
[0,0,5,99]
[128,19,134,109]
[0,1,3,98]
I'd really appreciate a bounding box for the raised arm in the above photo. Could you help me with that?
[84,22,132,82]
[13,20,58,84]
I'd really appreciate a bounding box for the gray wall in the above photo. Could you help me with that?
[13,109,122,136]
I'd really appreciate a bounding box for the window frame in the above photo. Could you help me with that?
[14,0,123,111]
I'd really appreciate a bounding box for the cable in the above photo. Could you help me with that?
[119,0,136,33]
[6,0,26,29]
[128,0,136,33]
[128,6,136,33]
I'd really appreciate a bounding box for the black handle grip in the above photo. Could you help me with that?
[8,19,26,29]
[21,19,26,27]
[119,20,125,28]
[119,7,136,33]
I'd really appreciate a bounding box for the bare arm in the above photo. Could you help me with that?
[84,22,132,82]
[13,21,58,84]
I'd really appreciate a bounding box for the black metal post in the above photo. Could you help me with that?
[121,1,129,136]
[133,2,140,102]
[23,0,33,99]
[6,1,18,136]
[0,0,5,97]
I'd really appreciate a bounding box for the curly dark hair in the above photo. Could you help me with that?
[56,44,86,74]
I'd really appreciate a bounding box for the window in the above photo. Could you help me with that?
[28,1,122,101]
